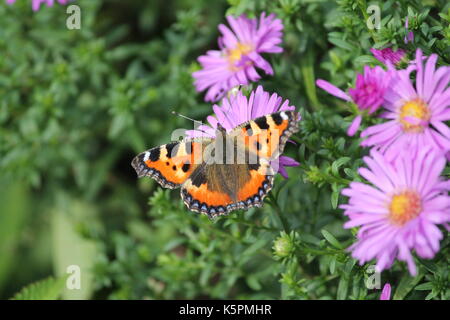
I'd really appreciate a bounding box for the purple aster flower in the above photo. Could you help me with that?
[186,85,300,178]
[371,47,406,66]
[192,13,283,102]
[316,66,393,136]
[361,49,450,161]
[380,283,391,300]
[341,148,450,276]
[6,0,72,11]
[348,66,393,114]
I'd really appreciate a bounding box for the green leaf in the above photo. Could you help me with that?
[393,274,424,300]
[337,274,349,300]
[414,282,433,291]
[329,50,342,69]
[321,229,343,249]
[11,276,67,300]
[337,259,356,300]
[329,256,337,274]
[246,275,262,291]
[328,38,355,51]
[425,291,438,300]
[331,157,351,176]
[354,55,377,66]
[301,51,320,109]
[331,189,340,209]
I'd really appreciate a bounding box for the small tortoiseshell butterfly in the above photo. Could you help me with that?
[132,110,299,218]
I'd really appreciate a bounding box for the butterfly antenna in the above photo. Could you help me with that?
[171,111,203,128]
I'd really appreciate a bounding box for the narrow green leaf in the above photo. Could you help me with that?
[329,256,336,275]
[331,190,340,209]
[300,51,320,109]
[321,229,343,249]
[415,282,433,291]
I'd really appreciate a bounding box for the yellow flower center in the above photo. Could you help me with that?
[389,191,422,226]
[399,98,430,133]
[227,43,253,70]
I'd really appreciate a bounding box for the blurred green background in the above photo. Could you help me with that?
[0,0,448,300]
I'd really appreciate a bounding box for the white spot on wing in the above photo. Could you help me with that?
[143,152,150,161]
[280,112,288,120]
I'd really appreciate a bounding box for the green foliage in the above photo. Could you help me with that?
[0,0,448,300]
[11,276,67,300]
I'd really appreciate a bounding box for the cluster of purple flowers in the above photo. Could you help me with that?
[192,12,449,280]
[194,13,449,279]
[317,47,450,276]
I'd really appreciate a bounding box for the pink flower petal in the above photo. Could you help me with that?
[316,79,351,101]
[347,115,362,136]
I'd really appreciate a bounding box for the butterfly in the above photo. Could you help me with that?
[131,110,299,218]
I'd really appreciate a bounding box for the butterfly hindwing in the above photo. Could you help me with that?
[131,139,212,189]
[181,159,274,218]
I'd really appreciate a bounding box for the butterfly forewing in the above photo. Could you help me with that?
[131,139,212,189]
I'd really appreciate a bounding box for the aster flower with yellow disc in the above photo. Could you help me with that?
[192,13,283,102]
[361,49,450,160]
[341,148,450,276]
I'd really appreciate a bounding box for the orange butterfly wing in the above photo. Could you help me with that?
[233,110,299,160]
[131,139,211,189]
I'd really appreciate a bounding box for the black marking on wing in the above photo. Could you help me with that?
[254,116,270,130]
[191,167,207,187]
[271,113,283,125]
[165,142,179,158]
[149,148,160,162]
[248,163,260,171]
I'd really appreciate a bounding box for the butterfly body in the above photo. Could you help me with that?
[132,110,299,218]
